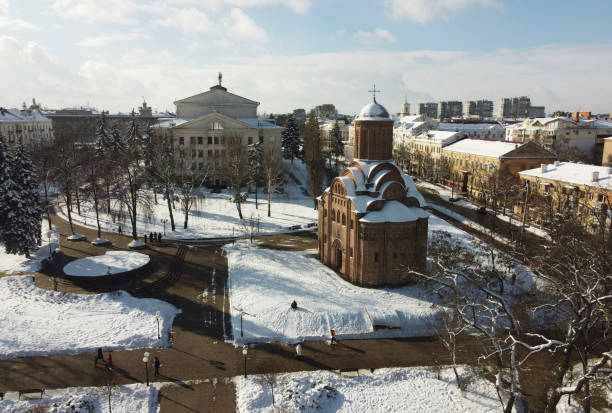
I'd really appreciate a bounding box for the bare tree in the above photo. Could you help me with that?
[82,148,106,241]
[223,134,247,220]
[99,367,116,413]
[52,133,82,237]
[261,144,285,218]
[259,373,279,407]
[149,131,177,232]
[175,147,208,229]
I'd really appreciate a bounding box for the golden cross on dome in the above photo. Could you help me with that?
[368,84,381,102]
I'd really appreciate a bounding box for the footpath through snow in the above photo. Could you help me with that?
[0,275,180,359]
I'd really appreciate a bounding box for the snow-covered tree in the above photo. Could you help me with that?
[330,122,344,173]
[0,139,13,243]
[281,115,301,165]
[3,146,43,256]
[247,141,263,209]
[262,144,285,218]
[303,111,324,208]
[125,111,140,147]
[149,131,177,232]
[94,112,110,157]
[108,124,124,153]
[175,147,208,229]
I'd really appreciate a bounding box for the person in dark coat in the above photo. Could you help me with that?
[154,356,161,377]
[95,347,104,367]
[330,329,337,344]
[144,234,148,243]
[291,300,298,310]
[118,226,122,234]
[150,232,154,243]
[157,232,162,243]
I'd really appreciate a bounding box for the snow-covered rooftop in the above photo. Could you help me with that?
[414,130,461,142]
[443,138,522,158]
[357,100,391,121]
[519,162,612,190]
[438,123,503,132]
[152,117,281,129]
[0,108,51,123]
[359,201,429,223]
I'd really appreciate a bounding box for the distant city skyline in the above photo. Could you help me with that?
[1,0,612,115]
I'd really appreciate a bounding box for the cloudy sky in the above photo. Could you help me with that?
[1,0,611,115]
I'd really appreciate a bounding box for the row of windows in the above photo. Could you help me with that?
[178,135,261,145]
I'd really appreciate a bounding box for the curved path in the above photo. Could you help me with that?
[0,213,555,412]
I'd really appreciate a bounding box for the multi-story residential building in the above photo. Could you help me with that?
[314,104,336,119]
[437,101,463,120]
[292,108,306,121]
[417,102,438,118]
[505,117,612,163]
[410,130,463,160]
[45,101,169,143]
[438,122,505,140]
[441,139,556,196]
[518,162,611,229]
[464,100,494,118]
[497,96,545,118]
[153,76,282,185]
[392,114,438,148]
[0,107,54,147]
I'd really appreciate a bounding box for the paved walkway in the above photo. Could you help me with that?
[0,213,555,412]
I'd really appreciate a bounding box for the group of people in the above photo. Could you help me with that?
[94,348,162,377]
[144,232,162,244]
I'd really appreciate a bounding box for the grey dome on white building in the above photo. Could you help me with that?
[357,99,391,121]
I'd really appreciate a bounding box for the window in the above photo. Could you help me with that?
[208,136,212,144]
[190,136,196,145]
[214,136,219,144]
[198,136,203,145]
[198,150,204,158]
[349,248,353,257]
[374,252,379,263]
[191,150,196,158]
[337,211,341,222]
[208,150,212,157]
[179,136,184,145]
[198,162,204,170]
[341,213,346,225]
[331,209,335,221]
[597,194,605,202]
[248,136,253,145]
[588,193,594,201]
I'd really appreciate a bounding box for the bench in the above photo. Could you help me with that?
[18,388,45,400]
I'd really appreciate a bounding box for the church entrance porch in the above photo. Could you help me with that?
[331,239,343,272]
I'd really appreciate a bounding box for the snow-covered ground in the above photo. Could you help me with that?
[0,383,158,413]
[63,251,150,277]
[226,214,535,345]
[235,366,501,412]
[0,225,58,274]
[55,161,317,241]
[0,275,180,359]
[417,181,550,239]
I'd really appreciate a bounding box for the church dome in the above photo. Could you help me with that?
[357,99,390,121]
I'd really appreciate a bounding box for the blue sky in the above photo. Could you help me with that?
[1,0,612,115]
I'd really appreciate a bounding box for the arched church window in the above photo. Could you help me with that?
[337,211,341,222]
[331,209,335,221]
[341,213,346,225]
[209,121,224,130]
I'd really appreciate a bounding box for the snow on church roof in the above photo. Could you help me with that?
[359,201,429,223]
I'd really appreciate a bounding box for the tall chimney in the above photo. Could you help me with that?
[541,164,547,173]
[592,171,599,182]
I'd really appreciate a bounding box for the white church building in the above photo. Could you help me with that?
[154,74,282,185]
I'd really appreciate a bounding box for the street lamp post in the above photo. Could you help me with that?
[143,352,150,386]
[156,311,161,340]
[242,346,248,378]
[161,219,168,235]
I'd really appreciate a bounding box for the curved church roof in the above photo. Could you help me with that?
[357,99,391,121]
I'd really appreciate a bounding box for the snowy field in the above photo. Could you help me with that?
[0,383,158,413]
[236,366,501,413]
[55,161,317,240]
[226,214,535,345]
[63,251,150,277]
[0,225,58,275]
[0,276,180,359]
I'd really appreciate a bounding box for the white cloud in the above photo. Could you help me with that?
[384,0,502,23]
[155,7,214,32]
[224,8,269,42]
[77,31,151,47]
[356,29,396,45]
[51,0,143,24]
[2,36,611,117]
[0,0,37,30]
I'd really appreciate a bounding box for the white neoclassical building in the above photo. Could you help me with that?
[154,75,282,184]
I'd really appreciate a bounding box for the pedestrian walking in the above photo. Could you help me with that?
[144,234,148,243]
[150,232,154,243]
[154,356,161,377]
[291,300,298,310]
[95,348,104,367]
[106,351,113,370]
[118,226,122,235]
[295,343,302,359]
[330,329,337,345]
[157,232,162,243]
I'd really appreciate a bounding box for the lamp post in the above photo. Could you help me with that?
[161,219,168,235]
[143,352,150,386]
[155,311,161,340]
[242,345,248,378]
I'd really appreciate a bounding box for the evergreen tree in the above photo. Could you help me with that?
[0,139,13,243]
[303,111,324,208]
[125,112,141,147]
[280,115,301,164]
[247,141,263,209]
[109,124,124,152]
[330,123,344,172]
[3,146,42,257]
[94,112,110,156]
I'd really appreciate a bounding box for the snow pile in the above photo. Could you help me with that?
[0,275,180,358]
[226,243,440,345]
[236,367,501,413]
[0,383,158,413]
[63,251,150,277]
[226,214,535,345]
[0,225,58,274]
